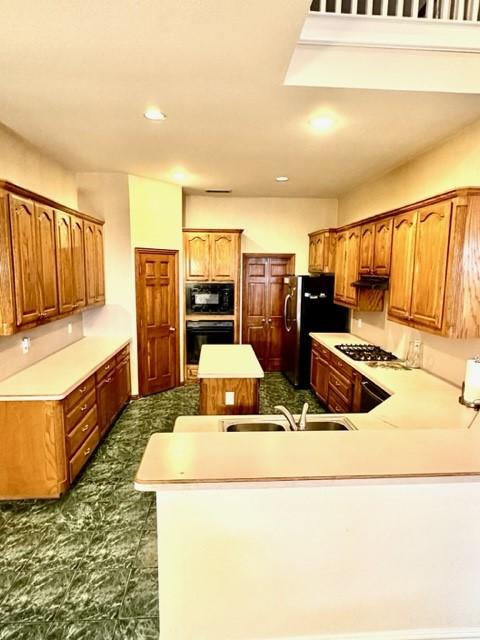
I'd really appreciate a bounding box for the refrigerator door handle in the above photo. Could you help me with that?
[284,294,292,332]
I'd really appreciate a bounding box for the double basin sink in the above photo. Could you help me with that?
[222,415,356,432]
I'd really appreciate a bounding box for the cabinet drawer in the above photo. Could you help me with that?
[330,353,354,380]
[64,388,96,433]
[66,404,97,458]
[69,426,99,482]
[96,356,116,382]
[315,342,330,363]
[328,387,350,413]
[115,345,130,365]
[329,369,352,404]
[64,375,95,414]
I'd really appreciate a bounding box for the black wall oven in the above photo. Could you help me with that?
[186,283,234,315]
[186,320,234,365]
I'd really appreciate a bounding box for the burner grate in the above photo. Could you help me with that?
[334,343,397,362]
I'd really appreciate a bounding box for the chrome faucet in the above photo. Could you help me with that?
[274,403,309,431]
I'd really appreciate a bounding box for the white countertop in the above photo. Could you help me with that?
[0,336,131,400]
[197,344,264,379]
[310,332,474,430]
[135,429,480,487]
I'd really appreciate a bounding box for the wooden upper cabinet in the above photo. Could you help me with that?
[308,229,335,273]
[71,215,86,310]
[184,229,241,282]
[359,217,392,276]
[9,195,41,326]
[373,217,393,276]
[85,220,105,305]
[35,204,58,319]
[184,232,210,281]
[344,226,360,306]
[359,223,374,274]
[0,181,105,335]
[333,231,347,302]
[388,211,417,322]
[211,232,238,281]
[410,202,452,331]
[55,211,74,314]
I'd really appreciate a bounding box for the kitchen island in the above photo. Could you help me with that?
[197,343,263,414]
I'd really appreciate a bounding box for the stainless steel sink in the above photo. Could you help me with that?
[226,423,286,432]
[222,415,355,432]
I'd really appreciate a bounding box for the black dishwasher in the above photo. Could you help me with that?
[360,377,390,412]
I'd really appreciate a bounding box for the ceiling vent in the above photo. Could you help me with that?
[205,189,232,194]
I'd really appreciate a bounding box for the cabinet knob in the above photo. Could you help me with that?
[81,425,89,432]
[80,404,88,412]
[105,376,112,383]
[83,447,91,457]
[169,327,176,332]
[268,318,272,323]
[79,386,87,393]
[261,318,266,323]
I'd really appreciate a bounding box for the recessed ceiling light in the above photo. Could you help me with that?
[173,172,186,182]
[276,176,289,182]
[309,116,334,131]
[144,107,167,121]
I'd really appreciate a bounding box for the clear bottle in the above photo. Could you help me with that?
[405,340,423,368]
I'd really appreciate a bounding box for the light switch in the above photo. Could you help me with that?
[225,391,235,405]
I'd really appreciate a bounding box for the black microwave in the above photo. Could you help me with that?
[186,283,234,315]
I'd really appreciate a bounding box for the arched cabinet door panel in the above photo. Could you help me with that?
[9,195,41,326]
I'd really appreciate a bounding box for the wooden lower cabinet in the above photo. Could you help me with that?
[310,342,329,404]
[310,342,362,413]
[0,346,131,500]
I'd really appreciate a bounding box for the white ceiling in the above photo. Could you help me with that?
[0,0,480,197]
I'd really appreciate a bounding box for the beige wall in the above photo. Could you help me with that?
[0,122,77,208]
[339,118,480,386]
[77,172,136,369]
[0,125,82,379]
[338,118,480,226]
[185,196,338,274]
[78,173,184,394]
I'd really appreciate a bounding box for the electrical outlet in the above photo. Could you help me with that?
[225,391,235,405]
[67,322,73,335]
[21,337,31,354]
[357,318,363,329]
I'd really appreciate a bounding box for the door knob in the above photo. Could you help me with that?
[169,326,176,332]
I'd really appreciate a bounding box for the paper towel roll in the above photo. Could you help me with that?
[464,358,480,403]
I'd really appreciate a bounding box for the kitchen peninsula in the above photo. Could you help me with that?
[197,343,263,414]
[136,333,480,639]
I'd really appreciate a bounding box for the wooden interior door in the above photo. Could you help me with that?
[9,195,41,326]
[35,204,58,319]
[242,254,295,372]
[242,257,268,368]
[265,257,294,371]
[136,249,179,396]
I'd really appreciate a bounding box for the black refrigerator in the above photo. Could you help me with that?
[282,274,349,388]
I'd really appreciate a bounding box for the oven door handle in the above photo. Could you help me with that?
[361,380,387,404]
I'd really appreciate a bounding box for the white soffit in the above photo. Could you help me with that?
[285,12,480,93]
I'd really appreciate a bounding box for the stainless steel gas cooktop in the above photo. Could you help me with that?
[334,343,398,362]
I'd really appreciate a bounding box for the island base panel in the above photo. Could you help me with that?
[199,378,259,415]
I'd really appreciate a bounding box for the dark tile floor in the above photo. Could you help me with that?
[0,373,324,639]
